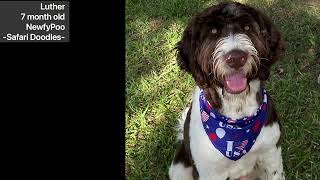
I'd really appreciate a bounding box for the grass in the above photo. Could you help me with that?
[125,0,320,179]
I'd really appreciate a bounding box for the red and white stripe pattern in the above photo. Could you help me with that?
[201,111,210,122]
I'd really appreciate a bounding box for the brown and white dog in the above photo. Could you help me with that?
[169,2,285,180]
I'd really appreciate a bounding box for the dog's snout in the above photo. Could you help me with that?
[225,50,247,69]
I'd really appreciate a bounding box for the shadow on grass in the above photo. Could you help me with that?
[125,0,214,85]
[126,0,320,179]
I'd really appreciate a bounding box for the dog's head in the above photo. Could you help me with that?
[176,2,285,94]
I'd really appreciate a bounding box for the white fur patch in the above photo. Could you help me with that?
[213,34,258,58]
[169,162,193,180]
[217,79,261,119]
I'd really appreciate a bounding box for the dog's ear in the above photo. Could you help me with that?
[176,17,210,88]
[248,7,286,80]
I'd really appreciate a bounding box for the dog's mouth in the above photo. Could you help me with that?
[223,73,247,94]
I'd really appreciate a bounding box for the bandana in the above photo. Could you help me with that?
[199,88,268,161]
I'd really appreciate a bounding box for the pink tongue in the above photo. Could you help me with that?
[224,73,247,94]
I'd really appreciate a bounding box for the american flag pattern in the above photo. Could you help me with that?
[201,111,210,122]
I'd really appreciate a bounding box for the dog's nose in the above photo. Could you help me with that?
[225,50,247,69]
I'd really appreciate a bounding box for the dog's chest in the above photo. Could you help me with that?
[219,95,258,120]
[217,80,261,120]
[189,86,280,179]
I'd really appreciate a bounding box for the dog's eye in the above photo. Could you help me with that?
[244,26,250,31]
[211,28,218,34]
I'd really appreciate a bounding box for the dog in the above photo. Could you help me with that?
[169,2,285,180]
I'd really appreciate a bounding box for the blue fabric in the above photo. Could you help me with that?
[199,88,268,161]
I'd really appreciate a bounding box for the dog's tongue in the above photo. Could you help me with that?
[224,73,247,94]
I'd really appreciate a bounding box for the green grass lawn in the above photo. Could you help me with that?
[125,0,320,179]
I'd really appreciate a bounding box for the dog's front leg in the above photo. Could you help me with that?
[258,146,285,180]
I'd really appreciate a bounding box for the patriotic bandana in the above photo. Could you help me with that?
[199,88,268,161]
